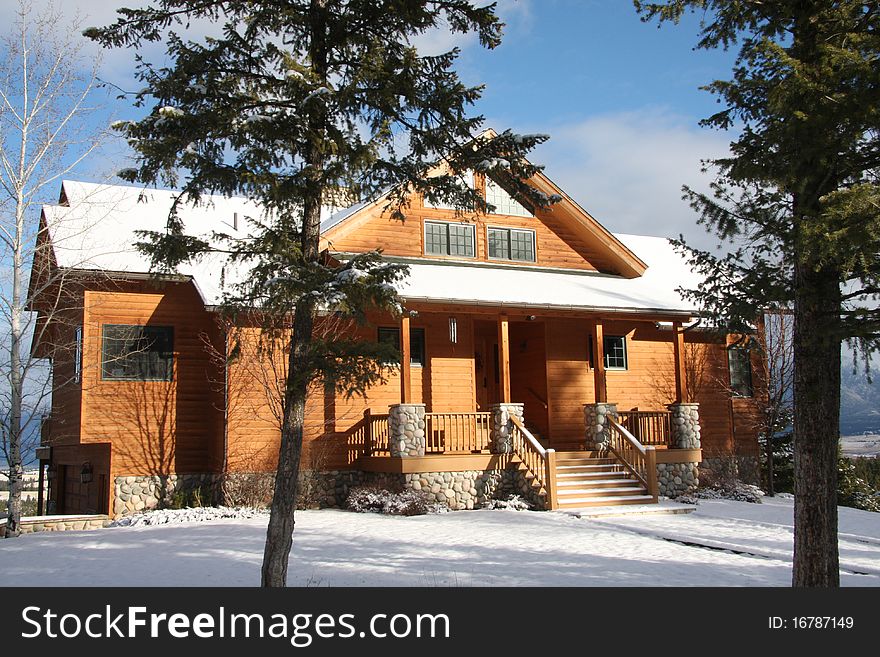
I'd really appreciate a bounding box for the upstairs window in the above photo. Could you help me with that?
[728,347,753,397]
[487,227,536,262]
[102,325,174,381]
[424,221,475,258]
[378,327,426,367]
[423,170,475,210]
[486,177,532,217]
[603,335,628,370]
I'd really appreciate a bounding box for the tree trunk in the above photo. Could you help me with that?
[260,0,328,587]
[792,262,841,587]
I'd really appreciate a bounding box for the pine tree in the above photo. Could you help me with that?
[635,1,880,586]
[86,0,549,586]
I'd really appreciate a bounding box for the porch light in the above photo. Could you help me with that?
[80,462,93,484]
[449,317,458,344]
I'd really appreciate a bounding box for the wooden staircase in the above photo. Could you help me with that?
[553,450,655,508]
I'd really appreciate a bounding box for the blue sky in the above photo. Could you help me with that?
[1,0,741,248]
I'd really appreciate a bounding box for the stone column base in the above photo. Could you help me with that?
[388,403,426,457]
[668,403,701,449]
[490,403,524,454]
[583,403,618,450]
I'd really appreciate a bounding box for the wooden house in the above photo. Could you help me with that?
[30,165,763,517]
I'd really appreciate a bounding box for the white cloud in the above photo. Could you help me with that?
[524,108,733,251]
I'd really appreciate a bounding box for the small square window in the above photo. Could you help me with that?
[728,347,753,397]
[603,335,627,370]
[102,325,174,381]
[378,327,425,367]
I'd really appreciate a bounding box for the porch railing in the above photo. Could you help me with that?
[607,417,658,502]
[510,415,558,510]
[346,409,391,462]
[425,412,492,454]
[616,409,671,447]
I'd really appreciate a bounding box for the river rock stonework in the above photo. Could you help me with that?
[583,403,618,450]
[656,462,699,498]
[668,403,701,449]
[113,473,219,516]
[490,403,524,454]
[388,403,427,457]
[401,470,509,510]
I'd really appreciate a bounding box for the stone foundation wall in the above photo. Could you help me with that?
[400,470,509,510]
[1,515,110,538]
[700,455,761,486]
[114,473,220,516]
[656,462,699,498]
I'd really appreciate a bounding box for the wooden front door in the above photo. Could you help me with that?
[473,320,499,411]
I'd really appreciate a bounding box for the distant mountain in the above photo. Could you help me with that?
[840,360,880,436]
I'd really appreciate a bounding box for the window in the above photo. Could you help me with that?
[603,335,627,370]
[423,170,475,210]
[728,347,753,397]
[424,221,476,257]
[101,325,174,381]
[485,177,533,217]
[487,227,536,262]
[378,326,425,367]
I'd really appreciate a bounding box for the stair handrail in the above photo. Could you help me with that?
[510,415,559,510]
[607,417,659,501]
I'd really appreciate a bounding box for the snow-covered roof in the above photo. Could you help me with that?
[394,233,700,316]
[41,180,701,315]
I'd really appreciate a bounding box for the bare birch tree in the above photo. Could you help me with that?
[0,1,108,537]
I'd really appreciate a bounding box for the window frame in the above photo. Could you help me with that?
[602,335,628,371]
[423,220,476,259]
[486,225,537,263]
[485,177,534,217]
[101,324,175,382]
[377,326,426,368]
[727,346,754,398]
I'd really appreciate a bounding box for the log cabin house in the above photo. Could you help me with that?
[31,164,763,517]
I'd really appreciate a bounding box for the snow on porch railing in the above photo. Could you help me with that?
[510,415,558,510]
[607,418,658,502]
[424,412,492,454]
[616,410,672,447]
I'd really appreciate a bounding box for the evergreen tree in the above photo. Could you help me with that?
[635,1,880,586]
[87,0,549,586]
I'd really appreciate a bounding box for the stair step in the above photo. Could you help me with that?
[556,469,631,478]
[557,485,646,498]
[556,477,642,488]
[556,464,626,473]
[557,494,656,508]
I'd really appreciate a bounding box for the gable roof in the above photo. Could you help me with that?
[37,179,700,316]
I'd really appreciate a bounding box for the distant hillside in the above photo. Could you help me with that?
[840,360,880,436]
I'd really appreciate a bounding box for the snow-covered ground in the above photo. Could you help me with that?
[2,496,878,587]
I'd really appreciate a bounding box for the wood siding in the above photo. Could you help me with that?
[324,201,623,272]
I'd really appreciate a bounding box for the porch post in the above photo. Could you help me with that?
[672,320,687,403]
[583,402,618,451]
[388,403,426,457]
[590,320,607,403]
[490,402,524,454]
[497,314,511,403]
[400,313,412,404]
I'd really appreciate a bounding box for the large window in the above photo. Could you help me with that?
[102,325,174,381]
[728,347,753,397]
[603,335,627,370]
[424,221,476,258]
[485,177,533,217]
[378,327,426,367]
[487,227,536,262]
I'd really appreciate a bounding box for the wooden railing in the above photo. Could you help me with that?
[617,410,672,447]
[424,412,492,454]
[345,409,390,463]
[607,417,658,501]
[510,415,558,510]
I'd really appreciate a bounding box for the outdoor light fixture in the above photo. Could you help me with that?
[526,315,536,321]
[449,317,458,343]
[80,462,93,484]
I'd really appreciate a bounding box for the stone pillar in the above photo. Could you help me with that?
[490,403,524,454]
[388,403,426,457]
[668,402,701,449]
[583,402,618,450]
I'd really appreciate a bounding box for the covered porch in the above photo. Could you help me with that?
[342,308,705,509]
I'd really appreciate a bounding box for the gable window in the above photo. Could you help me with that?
[102,325,174,381]
[424,221,476,258]
[488,227,536,262]
[603,335,627,370]
[486,177,533,217]
[423,170,475,210]
[378,326,426,367]
[728,347,753,397]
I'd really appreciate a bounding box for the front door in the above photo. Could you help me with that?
[473,320,499,411]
